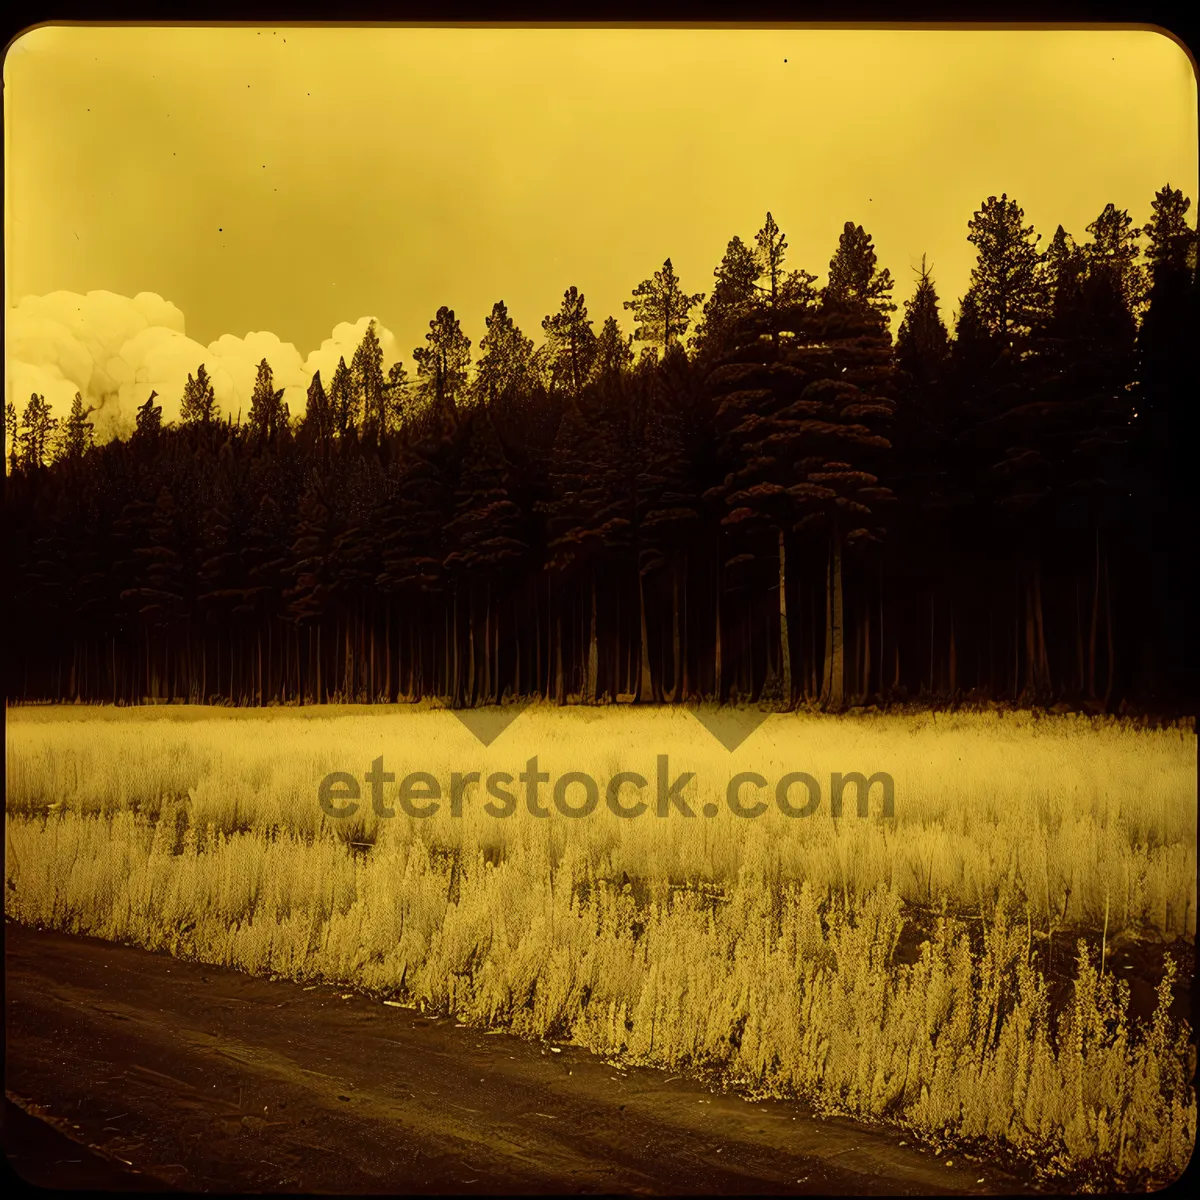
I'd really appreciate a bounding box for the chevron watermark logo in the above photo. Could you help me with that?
[440,700,774,754]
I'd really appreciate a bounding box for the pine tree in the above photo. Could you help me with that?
[126,391,164,474]
[18,393,59,470]
[695,235,761,356]
[4,401,18,473]
[1079,211,1139,366]
[134,485,187,625]
[474,300,534,407]
[328,462,388,702]
[119,484,190,699]
[895,257,949,383]
[351,320,387,438]
[787,307,896,710]
[1136,184,1198,706]
[57,393,96,462]
[704,254,895,708]
[1143,184,1196,280]
[624,259,704,356]
[180,363,219,426]
[384,362,410,432]
[1084,202,1145,317]
[634,346,704,702]
[377,435,456,697]
[444,410,529,703]
[754,213,788,311]
[537,389,634,700]
[302,370,332,448]
[328,357,355,438]
[248,359,286,443]
[135,391,163,436]
[950,287,998,370]
[1138,185,1197,419]
[964,194,1045,350]
[753,212,818,313]
[413,306,471,426]
[824,221,896,319]
[1039,226,1087,339]
[893,261,962,648]
[542,287,598,397]
[197,467,251,700]
[241,491,292,702]
[283,475,335,619]
[277,473,333,701]
[591,316,635,383]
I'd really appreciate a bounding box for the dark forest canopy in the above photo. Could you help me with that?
[5,190,1198,713]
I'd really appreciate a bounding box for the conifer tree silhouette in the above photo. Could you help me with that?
[2,184,1194,713]
[384,361,411,433]
[18,393,59,469]
[351,320,387,440]
[895,257,948,385]
[248,359,287,443]
[541,287,597,399]
[57,393,96,462]
[131,392,163,464]
[824,221,897,318]
[624,259,704,356]
[180,363,219,426]
[475,301,535,408]
[302,370,332,455]
[591,316,635,383]
[328,357,355,439]
[444,409,528,704]
[964,194,1045,353]
[414,306,471,429]
[4,401,18,473]
[695,235,760,358]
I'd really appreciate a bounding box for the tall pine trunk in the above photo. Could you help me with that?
[714,548,722,702]
[1103,555,1115,709]
[1024,573,1037,700]
[467,585,477,706]
[948,605,957,696]
[1074,579,1085,696]
[778,526,791,707]
[513,591,521,699]
[637,565,653,702]
[1033,565,1050,694]
[554,605,565,704]
[862,603,872,702]
[586,571,599,702]
[681,552,690,701]
[452,586,460,705]
[485,582,493,704]
[667,561,681,703]
[822,528,845,710]
[1088,529,1101,699]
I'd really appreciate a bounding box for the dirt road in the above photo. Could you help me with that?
[4,921,1036,1194]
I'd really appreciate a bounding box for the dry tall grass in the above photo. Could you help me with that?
[5,704,1196,1185]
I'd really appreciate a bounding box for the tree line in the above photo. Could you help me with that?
[5,186,1197,712]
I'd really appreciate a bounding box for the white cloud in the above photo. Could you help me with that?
[304,316,400,391]
[206,331,309,423]
[6,291,395,441]
[110,327,213,430]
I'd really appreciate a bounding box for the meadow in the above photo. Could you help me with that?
[5,703,1197,1187]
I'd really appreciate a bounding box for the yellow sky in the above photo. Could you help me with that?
[5,25,1198,359]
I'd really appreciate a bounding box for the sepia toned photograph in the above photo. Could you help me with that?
[3,20,1197,1194]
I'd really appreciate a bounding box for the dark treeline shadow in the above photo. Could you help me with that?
[5,188,1197,713]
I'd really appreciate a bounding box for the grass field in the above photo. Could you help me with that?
[5,703,1197,1187]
